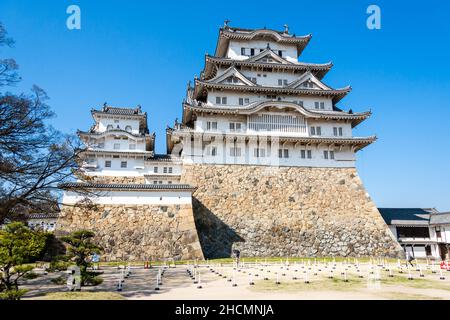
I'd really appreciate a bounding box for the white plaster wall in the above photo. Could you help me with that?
[442,227,450,243]
[63,190,192,205]
[388,226,398,238]
[97,118,141,134]
[194,115,352,138]
[412,246,427,258]
[227,40,298,62]
[28,218,57,232]
[206,91,333,111]
[85,157,183,178]
[182,138,356,168]
[216,67,301,87]
[307,120,353,138]
[100,136,146,152]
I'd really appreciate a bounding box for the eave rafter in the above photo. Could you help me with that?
[193,79,351,104]
[203,55,333,80]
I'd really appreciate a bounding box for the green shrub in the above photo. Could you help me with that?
[51,275,67,285]
[83,272,103,286]
[0,289,28,301]
[47,260,71,272]
[23,272,39,280]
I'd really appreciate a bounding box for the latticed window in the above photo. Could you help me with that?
[230,147,241,157]
[254,148,266,158]
[248,113,306,133]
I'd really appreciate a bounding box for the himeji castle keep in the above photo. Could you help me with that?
[57,24,404,261]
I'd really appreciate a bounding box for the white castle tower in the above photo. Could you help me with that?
[58,105,203,261]
[77,104,182,184]
[167,24,374,167]
[57,25,403,260]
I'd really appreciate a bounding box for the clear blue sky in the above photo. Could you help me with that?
[1,0,449,211]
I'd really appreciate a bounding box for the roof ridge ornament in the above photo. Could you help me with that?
[224,19,231,28]
[283,24,289,34]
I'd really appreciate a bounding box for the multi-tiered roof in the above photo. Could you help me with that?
[78,105,155,158]
[167,24,375,154]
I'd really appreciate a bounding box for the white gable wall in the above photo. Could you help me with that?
[227,40,298,62]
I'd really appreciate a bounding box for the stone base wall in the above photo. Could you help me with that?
[56,203,204,261]
[181,164,403,259]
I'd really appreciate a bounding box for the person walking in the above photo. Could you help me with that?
[406,251,415,267]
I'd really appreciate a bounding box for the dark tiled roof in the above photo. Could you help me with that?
[59,182,195,191]
[92,106,146,116]
[27,213,59,219]
[430,212,450,225]
[378,208,436,226]
[147,154,183,163]
[78,129,151,139]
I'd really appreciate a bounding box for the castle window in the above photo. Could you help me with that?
[250,48,255,56]
[278,50,283,57]
[154,167,158,173]
[125,125,132,132]
[153,181,158,184]
[215,97,227,105]
[241,47,245,55]
[105,160,111,168]
[330,151,335,160]
[310,126,321,136]
[324,151,329,159]
[229,122,242,132]
[107,124,113,131]
[315,102,325,109]
[333,127,344,137]
[206,121,217,131]
[307,150,312,159]
[114,143,120,150]
[114,120,119,123]
[254,148,266,158]
[238,98,250,105]
[230,147,241,157]
[168,181,172,184]
[129,144,136,150]
[278,149,289,158]
[168,167,173,174]
[206,146,217,156]
[163,167,168,174]
[301,150,306,159]
[121,161,127,168]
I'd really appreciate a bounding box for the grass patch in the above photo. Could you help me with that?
[380,275,450,291]
[379,292,444,300]
[250,277,366,293]
[32,291,125,300]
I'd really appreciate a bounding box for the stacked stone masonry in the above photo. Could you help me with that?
[180,164,404,259]
[57,203,204,261]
